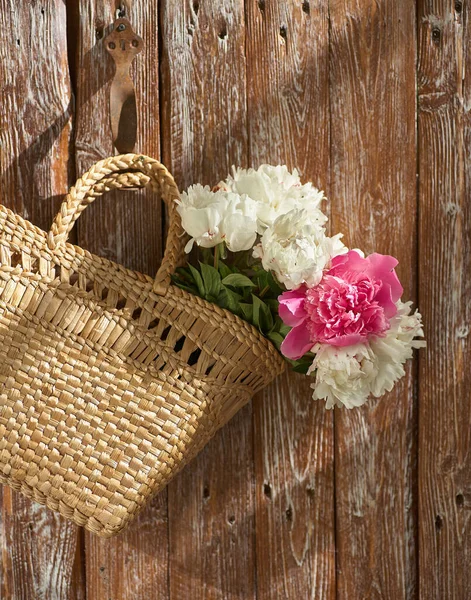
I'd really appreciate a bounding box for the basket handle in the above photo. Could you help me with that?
[47,153,186,296]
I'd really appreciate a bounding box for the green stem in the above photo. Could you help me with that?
[259,285,270,298]
[213,245,219,270]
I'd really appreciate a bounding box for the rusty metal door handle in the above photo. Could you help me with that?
[105,18,143,153]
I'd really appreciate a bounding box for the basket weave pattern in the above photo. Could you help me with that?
[0,154,285,537]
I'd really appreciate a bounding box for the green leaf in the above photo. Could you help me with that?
[199,262,222,301]
[267,331,284,349]
[216,289,229,310]
[267,271,283,295]
[219,286,242,313]
[251,295,273,333]
[289,355,314,375]
[188,264,205,297]
[264,298,280,313]
[218,261,233,280]
[260,300,274,332]
[172,280,199,295]
[175,267,195,283]
[239,303,254,322]
[279,323,291,337]
[251,294,261,329]
[292,361,311,375]
[198,247,214,265]
[222,273,256,288]
[256,269,269,290]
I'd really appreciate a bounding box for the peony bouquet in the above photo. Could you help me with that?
[172,165,425,409]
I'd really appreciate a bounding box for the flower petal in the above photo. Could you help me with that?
[328,250,403,319]
[184,238,195,253]
[326,332,365,347]
[367,252,398,274]
[278,287,308,327]
[367,253,403,315]
[280,324,313,360]
[329,249,364,273]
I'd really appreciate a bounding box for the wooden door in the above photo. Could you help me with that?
[0,1,469,598]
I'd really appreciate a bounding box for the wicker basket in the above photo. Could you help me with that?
[0,154,285,537]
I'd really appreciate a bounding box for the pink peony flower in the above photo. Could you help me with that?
[279,251,404,359]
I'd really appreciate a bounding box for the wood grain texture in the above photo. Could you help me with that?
[160,2,256,599]
[253,373,335,599]
[0,0,470,597]
[1,489,81,600]
[160,0,248,187]
[0,0,73,227]
[0,2,81,599]
[73,0,162,276]
[417,1,471,598]
[167,406,255,600]
[85,493,169,600]
[72,2,170,599]
[245,1,335,598]
[329,1,418,598]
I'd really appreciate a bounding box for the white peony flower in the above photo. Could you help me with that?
[176,184,258,253]
[309,301,426,409]
[221,164,327,232]
[308,343,378,409]
[252,209,347,289]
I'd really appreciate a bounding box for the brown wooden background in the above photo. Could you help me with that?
[0,0,470,598]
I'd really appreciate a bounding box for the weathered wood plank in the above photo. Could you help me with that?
[85,493,169,599]
[69,528,87,600]
[245,1,335,597]
[329,1,418,597]
[160,0,248,187]
[1,0,469,596]
[167,406,255,599]
[1,490,81,600]
[417,2,471,598]
[74,1,162,275]
[0,1,73,227]
[253,373,335,599]
[72,3,170,599]
[0,2,81,598]
[160,2,255,598]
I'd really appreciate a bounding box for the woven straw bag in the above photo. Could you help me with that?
[0,154,285,537]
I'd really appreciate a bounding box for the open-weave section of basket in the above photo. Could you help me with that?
[0,154,285,537]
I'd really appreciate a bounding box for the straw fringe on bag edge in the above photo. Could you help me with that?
[0,154,285,537]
